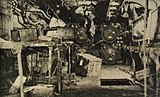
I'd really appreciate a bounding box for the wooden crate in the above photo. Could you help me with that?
[78,53,102,76]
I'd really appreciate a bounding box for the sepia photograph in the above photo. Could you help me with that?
[0,0,160,97]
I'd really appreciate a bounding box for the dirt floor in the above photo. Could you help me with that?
[56,65,154,97]
[0,65,157,97]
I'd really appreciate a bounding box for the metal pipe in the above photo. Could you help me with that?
[142,0,149,97]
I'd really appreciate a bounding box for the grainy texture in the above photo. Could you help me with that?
[59,86,144,97]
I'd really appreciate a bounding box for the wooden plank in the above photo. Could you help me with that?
[0,42,21,49]
[24,42,56,47]
[32,53,37,68]
[17,47,24,97]
[9,76,26,94]
[27,54,32,75]
[0,42,56,49]
[48,47,53,83]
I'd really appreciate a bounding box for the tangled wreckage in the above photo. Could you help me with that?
[0,0,160,97]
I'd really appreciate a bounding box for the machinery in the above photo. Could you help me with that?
[0,0,160,97]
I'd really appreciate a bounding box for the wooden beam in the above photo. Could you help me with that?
[142,0,149,97]
[48,47,53,83]
[17,46,24,97]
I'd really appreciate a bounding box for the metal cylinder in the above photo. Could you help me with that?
[101,45,120,64]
